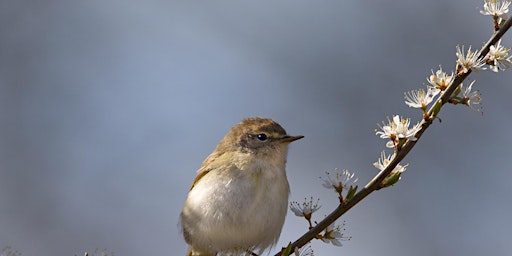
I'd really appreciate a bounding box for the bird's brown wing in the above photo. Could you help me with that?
[189,151,222,190]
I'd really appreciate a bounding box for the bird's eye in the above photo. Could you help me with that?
[256,134,268,141]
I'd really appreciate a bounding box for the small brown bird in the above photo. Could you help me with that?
[180,117,303,255]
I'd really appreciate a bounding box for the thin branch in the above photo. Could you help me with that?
[275,16,512,256]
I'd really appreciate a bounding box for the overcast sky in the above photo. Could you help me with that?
[1,1,512,255]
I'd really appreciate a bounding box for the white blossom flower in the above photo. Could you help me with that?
[480,0,510,19]
[456,45,487,73]
[487,40,512,72]
[461,81,482,112]
[294,245,314,256]
[373,151,408,174]
[320,169,358,193]
[427,67,454,91]
[321,222,347,247]
[290,197,321,218]
[404,87,439,109]
[376,115,422,148]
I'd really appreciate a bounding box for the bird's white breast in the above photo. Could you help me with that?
[182,150,290,253]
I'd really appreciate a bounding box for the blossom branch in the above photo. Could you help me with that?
[275,8,512,256]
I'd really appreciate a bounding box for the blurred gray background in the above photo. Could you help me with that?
[1,0,511,255]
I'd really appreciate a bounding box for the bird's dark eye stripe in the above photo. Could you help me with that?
[256,134,268,141]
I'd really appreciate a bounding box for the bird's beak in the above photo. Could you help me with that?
[279,135,304,143]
